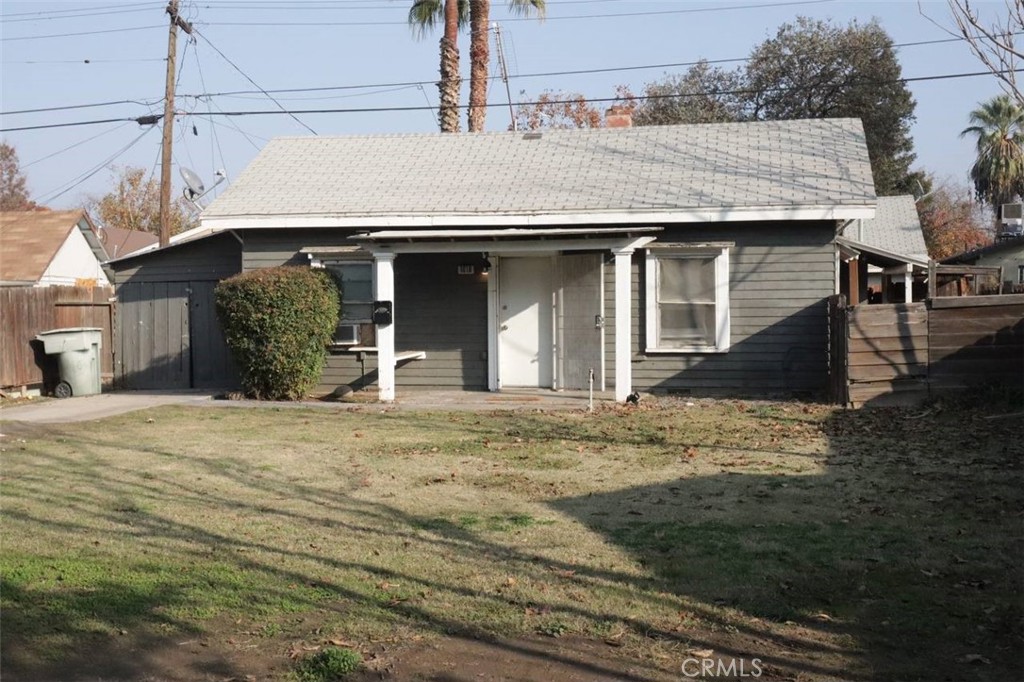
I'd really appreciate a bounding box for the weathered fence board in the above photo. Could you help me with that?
[0,286,115,390]
[831,294,1024,407]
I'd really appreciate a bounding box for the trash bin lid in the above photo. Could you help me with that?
[36,327,102,336]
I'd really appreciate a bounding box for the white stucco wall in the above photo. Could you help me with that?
[38,225,110,287]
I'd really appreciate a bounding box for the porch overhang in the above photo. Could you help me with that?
[836,236,928,273]
[349,226,662,254]
[354,228,657,404]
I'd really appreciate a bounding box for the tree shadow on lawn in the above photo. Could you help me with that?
[548,406,1024,681]
[2,405,1021,681]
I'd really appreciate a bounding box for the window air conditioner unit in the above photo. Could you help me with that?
[1000,203,1023,238]
[334,324,360,345]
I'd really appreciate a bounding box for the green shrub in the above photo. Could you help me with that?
[215,266,339,400]
[294,646,362,681]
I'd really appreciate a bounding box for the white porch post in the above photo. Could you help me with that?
[373,252,396,402]
[613,248,633,402]
[903,265,913,303]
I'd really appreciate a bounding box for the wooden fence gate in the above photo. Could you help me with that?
[116,280,237,390]
[828,294,1024,407]
[0,286,116,391]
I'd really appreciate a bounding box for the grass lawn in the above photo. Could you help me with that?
[1,397,1021,681]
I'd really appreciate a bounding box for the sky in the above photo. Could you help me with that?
[0,0,1014,213]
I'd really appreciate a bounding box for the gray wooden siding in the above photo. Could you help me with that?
[112,233,241,283]
[241,229,353,271]
[112,233,241,389]
[606,222,837,397]
[241,223,836,396]
[317,252,488,393]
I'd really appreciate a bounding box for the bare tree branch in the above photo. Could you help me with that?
[925,1,1024,104]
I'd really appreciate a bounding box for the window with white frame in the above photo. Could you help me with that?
[645,246,730,352]
[325,261,374,345]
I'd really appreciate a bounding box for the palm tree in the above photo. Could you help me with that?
[409,0,469,132]
[467,1,545,132]
[960,94,1024,209]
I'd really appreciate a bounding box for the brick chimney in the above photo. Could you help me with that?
[605,105,632,128]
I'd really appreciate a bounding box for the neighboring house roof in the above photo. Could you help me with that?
[0,209,100,284]
[842,195,928,261]
[201,118,876,229]
[98,225,160,260]
[942,236,1024,264]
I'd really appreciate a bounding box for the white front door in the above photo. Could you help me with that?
[498,257,553,387]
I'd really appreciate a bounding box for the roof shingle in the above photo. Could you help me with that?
[203,118,875,221]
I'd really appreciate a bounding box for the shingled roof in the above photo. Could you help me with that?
[842,195,928,261]
[0,210,92,284]
[202,118,876,228]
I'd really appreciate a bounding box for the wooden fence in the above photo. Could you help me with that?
[0,286,116,391]
[829,294,1024,406]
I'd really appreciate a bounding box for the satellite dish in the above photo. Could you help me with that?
[180,167,205,201]
[178,166,227,213]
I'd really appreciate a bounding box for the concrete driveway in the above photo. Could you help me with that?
[0,389,612,424]
[0,391,217,424]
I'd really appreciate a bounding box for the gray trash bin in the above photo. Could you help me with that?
[35,328,103,398]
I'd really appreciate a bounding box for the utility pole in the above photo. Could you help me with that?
[492,23,516,132]
[160,0,192,248]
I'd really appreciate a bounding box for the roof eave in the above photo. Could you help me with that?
[201,204,876,231]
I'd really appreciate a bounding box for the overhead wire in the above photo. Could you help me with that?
[5,67,1018,133]
[191,35,231,176]
[5,57,167,65]
[190,26,318,135]
[36,125,158,204]
[0,26,164,42]
[3,33,999,119]
[1,6,164,23]
[2,98,164,116]
[22,122,134,168]
[202,0,839,27]
[0,2,162,19]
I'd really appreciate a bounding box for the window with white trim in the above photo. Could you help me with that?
[325,261,374,345]
[645,247,730,352]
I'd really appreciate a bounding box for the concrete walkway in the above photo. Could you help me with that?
[0,390,217,424]
[0,388,615,424]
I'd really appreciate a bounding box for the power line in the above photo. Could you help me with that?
[1,6,165,23]
[2,99,163,116]
[191,27,318,135]
[1,32,990,119]
[192,39,231,171]
[5,58,167,65]
[206,0,837,27]
[0,25,163,42]
[2,117,155,133]
[178,34,990,100]
[0,2,162,19]
[196,0,652,7]
[22,122,134,168]
[37,126,157,204]
[7,67,1011,133]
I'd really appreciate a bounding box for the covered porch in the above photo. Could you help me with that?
[316,227,658,403]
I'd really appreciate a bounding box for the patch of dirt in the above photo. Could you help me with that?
[350,632,810,682]
[1,627,289,682]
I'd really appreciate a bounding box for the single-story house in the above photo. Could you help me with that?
[109,118,877,401]
[837,195,929,304]
[942,236,1024,294]
[0,209,110,287]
